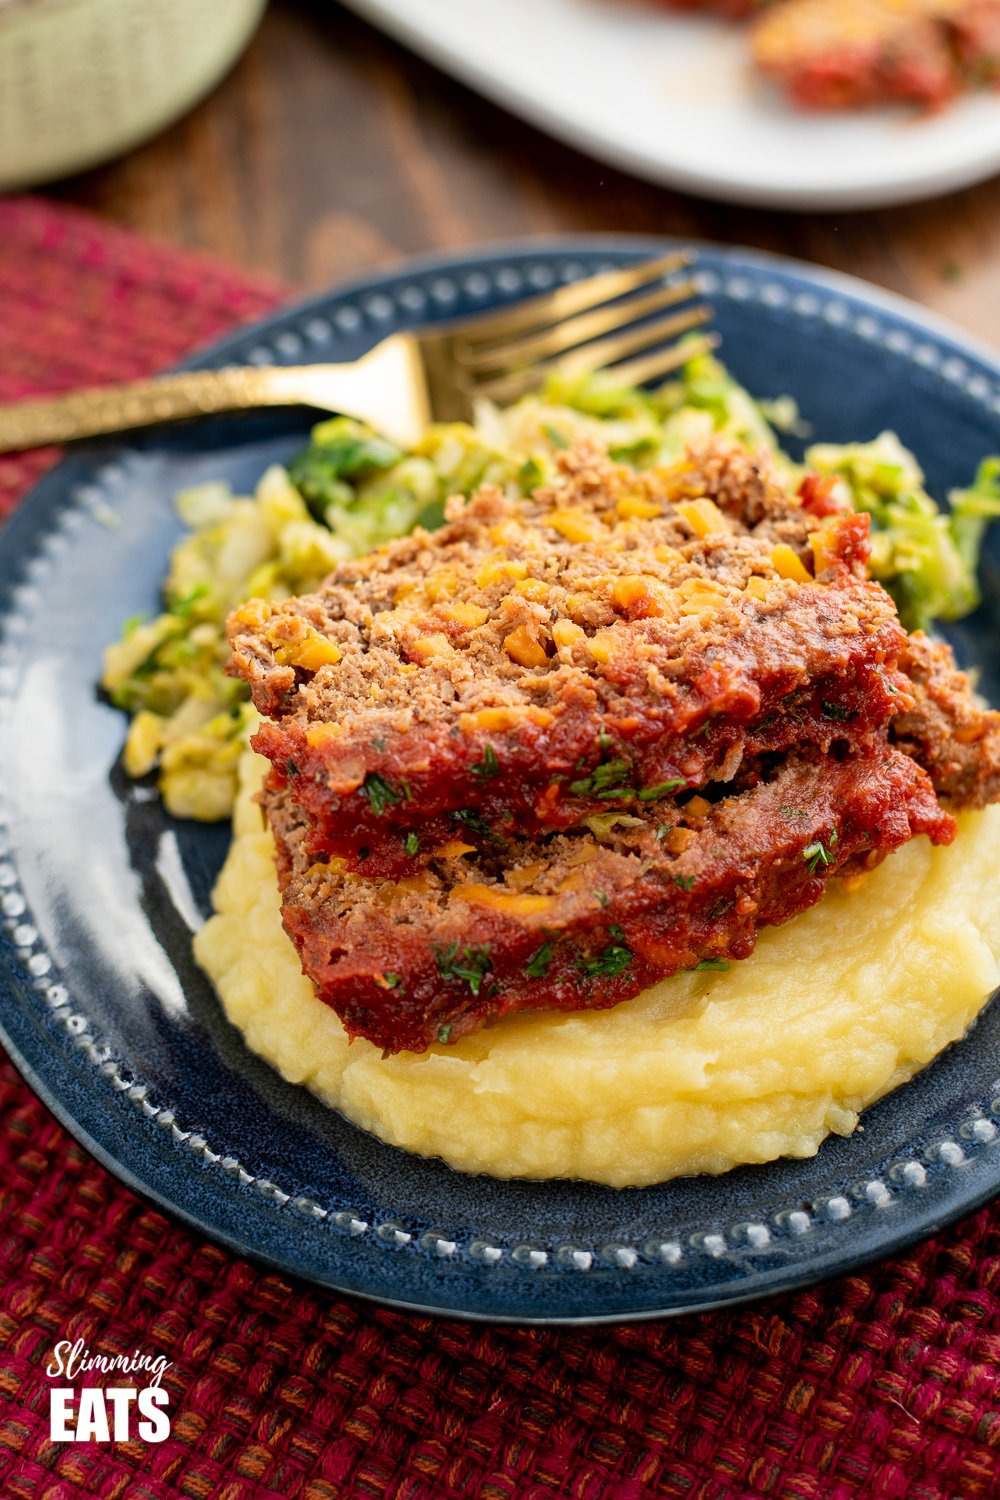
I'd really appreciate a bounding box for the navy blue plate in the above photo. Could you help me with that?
[2,238,1000,1324]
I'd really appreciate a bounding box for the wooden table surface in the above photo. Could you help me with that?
[51,0,1000,343]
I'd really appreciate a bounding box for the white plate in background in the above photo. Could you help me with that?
[340,0,1000,210]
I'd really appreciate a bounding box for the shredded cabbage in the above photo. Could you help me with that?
[806,434,1000,631]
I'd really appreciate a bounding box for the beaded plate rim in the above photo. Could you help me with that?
[1,235,999,1324]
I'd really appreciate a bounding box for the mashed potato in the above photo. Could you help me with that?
[194,751,1000,1187]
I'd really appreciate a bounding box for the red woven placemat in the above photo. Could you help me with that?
[1,196,999,1500]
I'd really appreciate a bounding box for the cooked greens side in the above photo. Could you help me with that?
[806,434,1000,632]
[101,466,352,819]
[101,349,1000,821]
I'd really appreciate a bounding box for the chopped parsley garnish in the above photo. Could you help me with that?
[569,758,631,798]
[577,942,633,980]
[595,892,610,908]
[673,873,696,892]
[821,700,851,722]
[453,808,494,837]
[525,942,553,979]
[637,779,685,802]
[471,744,500,781]
[405,832,420,856]
[436,1024,453,1045]
[383,973,403,989]
[693,958,730,973]
[362,773,405,816]
[803,831,838,875]
[655,825,675,841]
[286,760,298,778]
[434,942,494,996]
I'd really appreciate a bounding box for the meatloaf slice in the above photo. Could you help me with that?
[266,747,953,1054]
[892,632,1000,807]
[231,443,910,869]
[752,0,1000,111]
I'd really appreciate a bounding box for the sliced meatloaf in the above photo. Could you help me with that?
[641,0,1000,111]
[752,0,1000,111]
[231,443,910,870]
[892,632,1000,807]
[265,746,954,1054]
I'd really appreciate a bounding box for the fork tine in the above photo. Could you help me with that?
[455,251,693,347]
[455,277,700,372]
[609,331,722,389]
[470,304,712,405]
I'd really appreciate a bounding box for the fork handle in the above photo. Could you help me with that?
[0,367,322,454]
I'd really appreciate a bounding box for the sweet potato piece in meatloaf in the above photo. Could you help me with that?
[265,747,953,1054]
[752,0,1000,111]
[230,442,910,871]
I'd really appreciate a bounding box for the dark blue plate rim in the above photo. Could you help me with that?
[1,234,999,1324]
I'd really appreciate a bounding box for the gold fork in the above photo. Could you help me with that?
[0,252,715,454]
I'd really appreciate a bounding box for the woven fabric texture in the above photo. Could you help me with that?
[0,195,998,1500]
